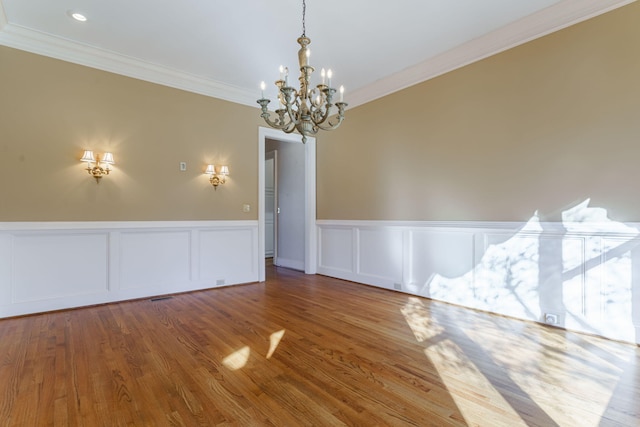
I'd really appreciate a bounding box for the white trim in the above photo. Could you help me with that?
[305,137,318,274]
[316,219,521,229]
[0,1,7,30]
[0,0,633,108]
[0,23,258,107]
[0,220,257,231]
[258,127,317,281]
[275,257,305,272]
[346,0,635,108]
[316,219,640,235]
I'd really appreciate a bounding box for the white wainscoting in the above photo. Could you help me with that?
[317,217,640,344]
[0,221,259,318]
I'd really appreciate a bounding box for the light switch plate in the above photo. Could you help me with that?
[179,162,187,171]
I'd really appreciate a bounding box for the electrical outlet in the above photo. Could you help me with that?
[216,279,225,286]
[544,313,558,325]
[242,204,251,213]
[393,283,402,290]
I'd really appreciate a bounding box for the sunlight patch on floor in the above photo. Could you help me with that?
[401,295,634,427]
[401,297,528,426]
[267,329,285,359]
[423,340,529,427]
[468,324,627,427]
[400,297,443,342]
[223,346,251,370]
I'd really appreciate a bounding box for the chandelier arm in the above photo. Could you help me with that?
[280,86,302,121]
[261,115,288,130]
[283,109,298,132]
[310,103,332,125]
[258,97,300,131]
[258,99,283,128]
[310,110,325,125]
[316,103,348,131]
[259,108,290,130]
[284,103,301,127]
[317,117,344,131]
[308,86,338,125]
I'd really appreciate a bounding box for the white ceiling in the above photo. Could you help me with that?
[0,0,634,108]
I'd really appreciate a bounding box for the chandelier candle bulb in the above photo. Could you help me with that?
[321,68,326,85]
[327,69,332,87]
[340,85,344,102]
[260,81,266,98]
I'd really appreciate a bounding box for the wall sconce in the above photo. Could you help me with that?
[205,164,229,190]
[80,150,114,183]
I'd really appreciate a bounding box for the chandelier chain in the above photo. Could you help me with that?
[302,0,306,37]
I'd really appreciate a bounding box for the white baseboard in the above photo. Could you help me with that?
[275,257,305,271]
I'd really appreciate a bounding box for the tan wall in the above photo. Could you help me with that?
[0,46,261,221]
[317,2,640,222]
[3,2,640,223]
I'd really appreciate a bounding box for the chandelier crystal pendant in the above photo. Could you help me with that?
[257,0,347,143]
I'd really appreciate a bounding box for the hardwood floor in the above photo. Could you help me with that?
[1,266,638,426]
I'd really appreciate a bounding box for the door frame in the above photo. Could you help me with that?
[258,127,317,281]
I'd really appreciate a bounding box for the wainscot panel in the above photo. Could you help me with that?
[317,216,640,344]
[0,221,259,317]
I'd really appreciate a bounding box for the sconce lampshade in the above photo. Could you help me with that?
[205,165,216,175]
[80,150,95,163]
[219,165,229,176]
[101,152,115,164]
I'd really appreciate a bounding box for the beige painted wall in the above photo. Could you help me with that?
[3,2,640,223]
[0,46,261,221]
[317,1,640,222]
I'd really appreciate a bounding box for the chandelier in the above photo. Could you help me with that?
[257,0,347,143]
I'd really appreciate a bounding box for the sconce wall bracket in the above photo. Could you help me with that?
[86,165,111,183]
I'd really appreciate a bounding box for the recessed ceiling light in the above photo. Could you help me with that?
[68,11,87,22]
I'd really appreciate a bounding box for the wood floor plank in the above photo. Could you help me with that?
[0,265,639,426]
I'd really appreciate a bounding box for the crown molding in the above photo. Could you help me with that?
[0,22,259,107]
[0,0,635,108]
[0,2,7,30]
[347,0,636,108]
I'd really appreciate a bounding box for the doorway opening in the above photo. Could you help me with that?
[265,149,277,265]
[258,127,317,282]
